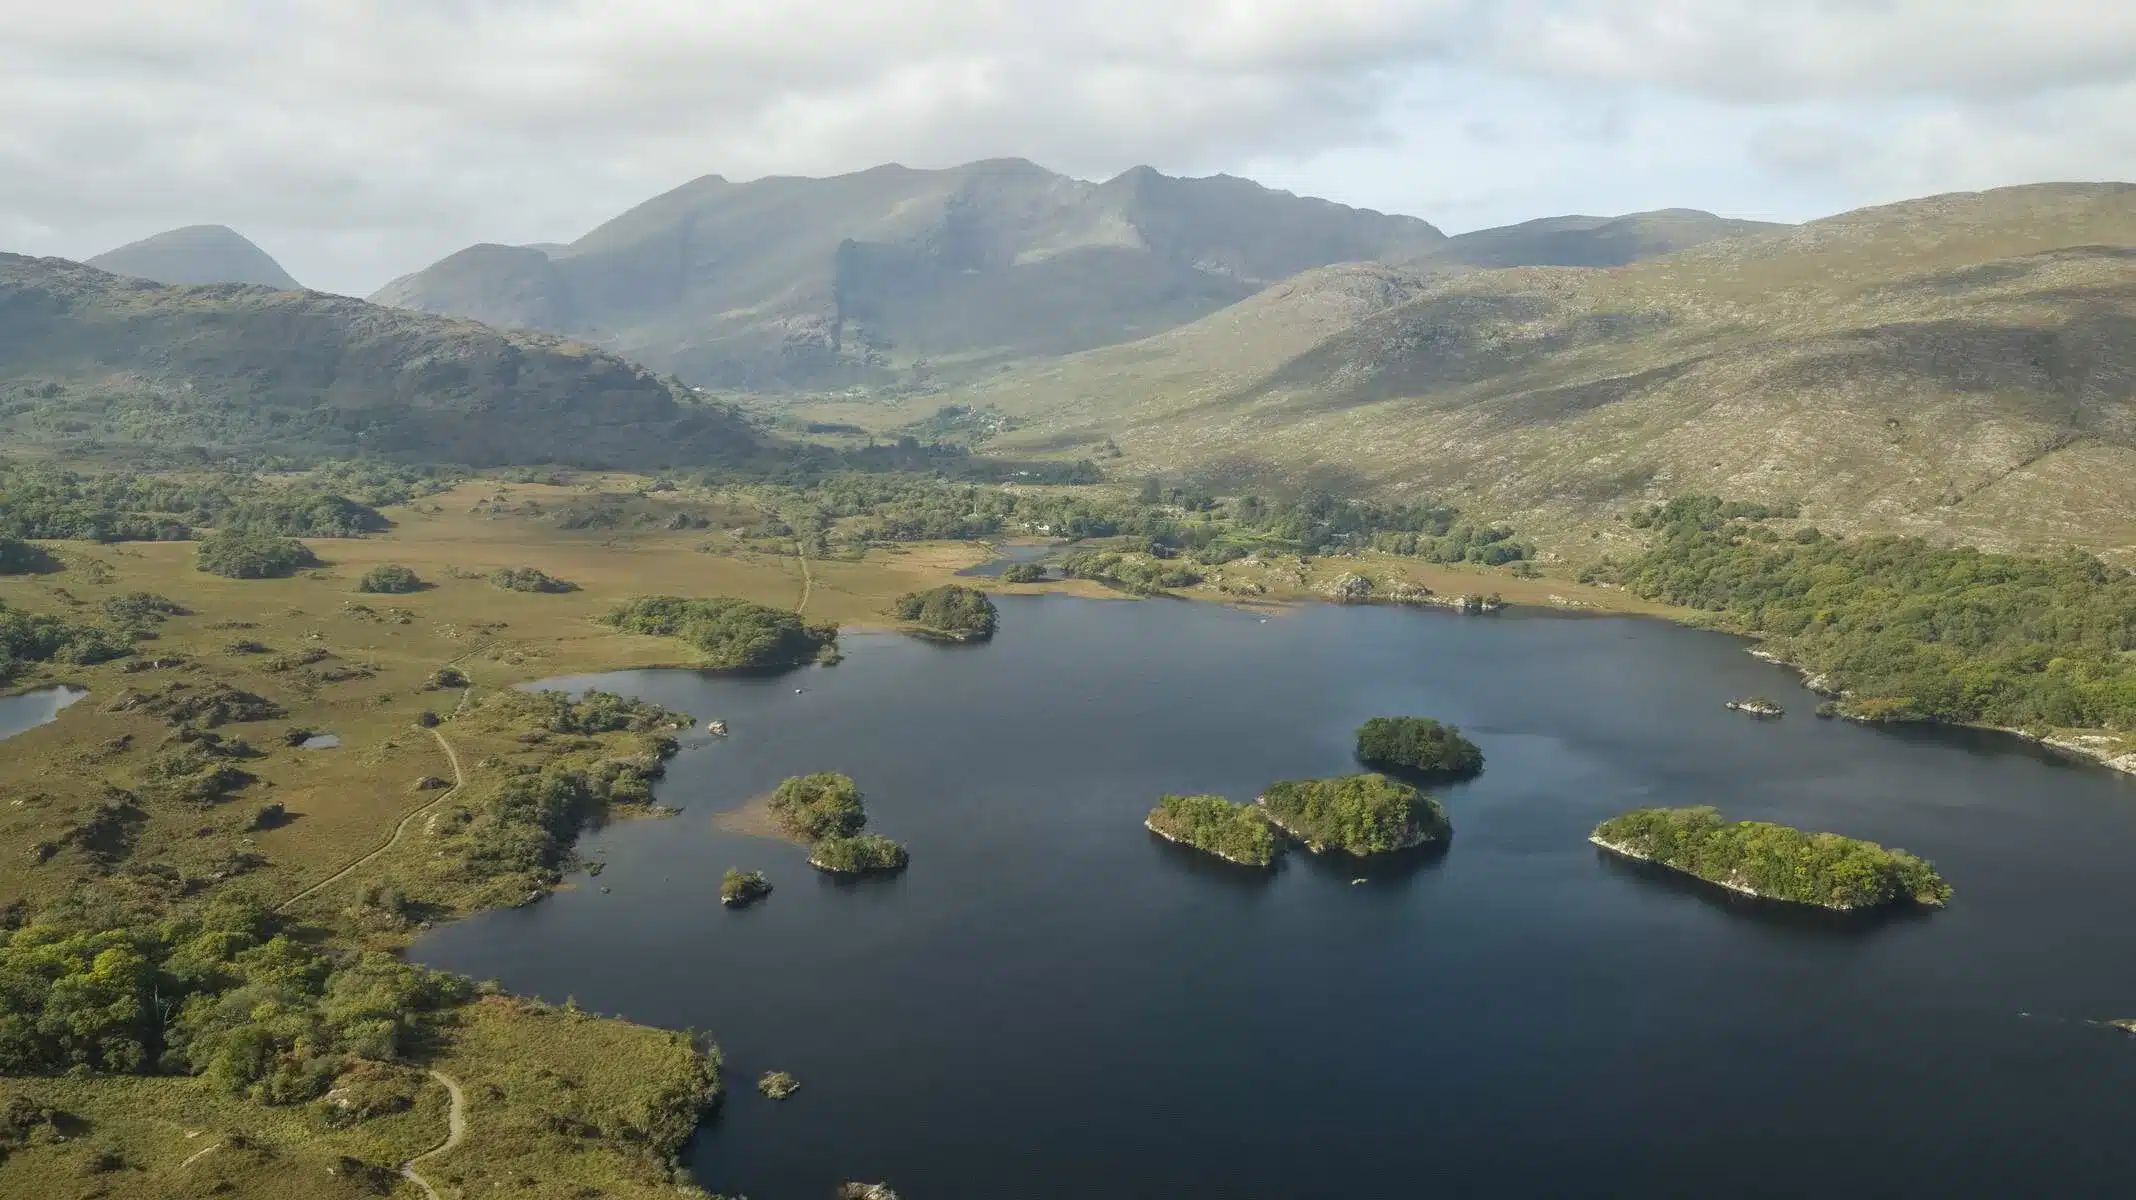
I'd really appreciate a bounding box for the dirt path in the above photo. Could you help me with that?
[795,537,815,614]
[277,724,466,912]
[399,1069,467,1200]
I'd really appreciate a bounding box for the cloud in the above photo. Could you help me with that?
[0,1,2130,294]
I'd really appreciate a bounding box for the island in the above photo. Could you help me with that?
[1257,773,1452,856]
[602,594,839,669]
[809,833,911,875]
[1590,806,1952,910]
[757,1070,800,1099]
[1000,562,1048,584]
[719,868,772,908]
[767,771,867,842]
[1355,716,1485,778]
[1144,793,1281,867]
[892,583,999,642]
[1726,696,1785,717]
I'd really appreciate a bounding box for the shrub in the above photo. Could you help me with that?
[490,566,577,593]
[195,532,320,579]
[356,564,424,594]
[766,772,865,842]
[808,834,909,875]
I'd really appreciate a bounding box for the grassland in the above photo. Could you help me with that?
[0,476,1000,1200]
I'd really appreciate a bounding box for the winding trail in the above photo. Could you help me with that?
[277,719,467,913]
[795,537,815,615]
[399,1070,467,1200]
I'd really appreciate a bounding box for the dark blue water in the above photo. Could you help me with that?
[0,685,87,741]
[412,597,2136,1199]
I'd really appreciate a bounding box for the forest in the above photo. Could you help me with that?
[1257,774,1450,856]
[1144,794,1280,867]
[1592,806,1951,910]
[603,595,839,669]
[1605,496,2136,730]
[1354,717,1485,777]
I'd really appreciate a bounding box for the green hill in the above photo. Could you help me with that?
[966,183,2136,558]
[0,255,760,468]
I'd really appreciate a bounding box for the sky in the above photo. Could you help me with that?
[3,0,2133,297]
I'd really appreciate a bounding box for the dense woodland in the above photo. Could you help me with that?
[603,595,837,669]
[1355,717,1484,777]
[1606,496,2136,730]
[1593,806,1951,910]
[1258,774,1450,856]
[1144,794,1280,867]
[0,600,131,680]
[0,460,418,543]
[767,773,868,843]
[892,584,998,641]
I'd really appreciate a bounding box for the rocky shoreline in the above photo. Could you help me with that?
[1587,835,1866,910]
[1143,815,1272,866]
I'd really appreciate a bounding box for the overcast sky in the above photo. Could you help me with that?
[4,0,2133,297]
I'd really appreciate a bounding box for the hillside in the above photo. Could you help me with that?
[85,224,302,289]
[371,159,1448,389]
[0,255,760,467]
[1418,209,1786,270]
[967,183,2136,558]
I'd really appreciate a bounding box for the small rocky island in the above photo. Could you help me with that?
[1145,793,1281,867]
[1355,716,1485,778]
[757,1070,800,1099]
[892,583,999,642]
[1726,696,1786,717]
[767,771,912,876]
[1258,773,1452,856]
[720,868,772,908]
[1591,806,1951,910]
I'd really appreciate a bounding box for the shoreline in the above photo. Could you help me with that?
[1739,646,2136,779]
[1588,835,1866,911]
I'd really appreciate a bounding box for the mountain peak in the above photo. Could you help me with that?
[85,225,300,289]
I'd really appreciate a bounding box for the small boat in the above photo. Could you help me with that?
[794,687,805,694]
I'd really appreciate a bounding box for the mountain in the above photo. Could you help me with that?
[371,159,1449,390]
[965,183,2136,557]
[1418,209,1787,270]
[0,255,759,468]
[85,225,301,290]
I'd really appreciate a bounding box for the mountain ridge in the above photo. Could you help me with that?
[85,225,301,290]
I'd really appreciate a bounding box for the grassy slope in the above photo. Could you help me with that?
[0,255,761,469]
[963,183,2136,561]
[0,478,991,1199]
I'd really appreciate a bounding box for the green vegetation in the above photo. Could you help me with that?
[0,600,132,680]
[1592,806,1952,910]
[766,773,866,842]
[355,563,424,594]
[1000,561,1048,584]
[490,566,578,594]
[0,461,398,543]
[1259,773,1451,856]
[757,1070,800,1099]
[1607,496,2136,730]
[603,595,838,669]
[808,834,910,876]
[1355,717,1484,777]
[719,869,771,908]
[892,584,999,641]
[1144,794,1280,867]
[1059,550,1204,595]
[195,532,320,579]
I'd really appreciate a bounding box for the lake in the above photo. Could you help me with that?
[412,596,2136,1198]
[0,684,88,742]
